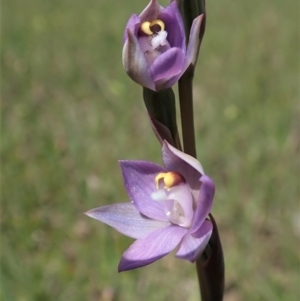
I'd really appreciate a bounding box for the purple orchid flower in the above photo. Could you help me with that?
[86,141,215,272]
[122,0,204,91]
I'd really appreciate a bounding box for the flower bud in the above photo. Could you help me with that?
[122,0,204,91]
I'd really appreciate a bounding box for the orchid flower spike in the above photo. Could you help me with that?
[86,141,215,272]
[122,0,204,91]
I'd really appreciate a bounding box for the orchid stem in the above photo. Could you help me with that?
[178,66,197,158]
[178,67,224,301]
[196,214,225,301]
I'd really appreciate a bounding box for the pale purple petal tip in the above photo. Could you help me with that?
[139,0,164,21]
[85,203,170,239]
[176,220,213,262]
[118,225,187,272]
[190,175,215,233]
[123,14,140,43]
[184,15,204,70]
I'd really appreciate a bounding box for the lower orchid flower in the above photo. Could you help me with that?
[85,141,215,272]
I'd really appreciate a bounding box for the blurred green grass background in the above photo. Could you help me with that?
[1,0,299,300]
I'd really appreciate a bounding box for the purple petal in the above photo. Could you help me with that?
[176,220,212,261]
[123,14,141,43]
[122,29,156,91]
[119,160,169,221]
[150,48,185,90]
[159,1,186,50]
[139,0,164,22]
[162,141,204,198]
[184,15,205,70]
[118,225,187,271]
[190,175,215,233]
[85,203,170,239]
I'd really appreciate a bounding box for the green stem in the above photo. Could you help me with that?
[178,66,197,157]
[196,214,225,301]
[178,67,224,301]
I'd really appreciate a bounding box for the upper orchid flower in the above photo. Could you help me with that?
[86,141,215,272]
[122,0,204,91]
